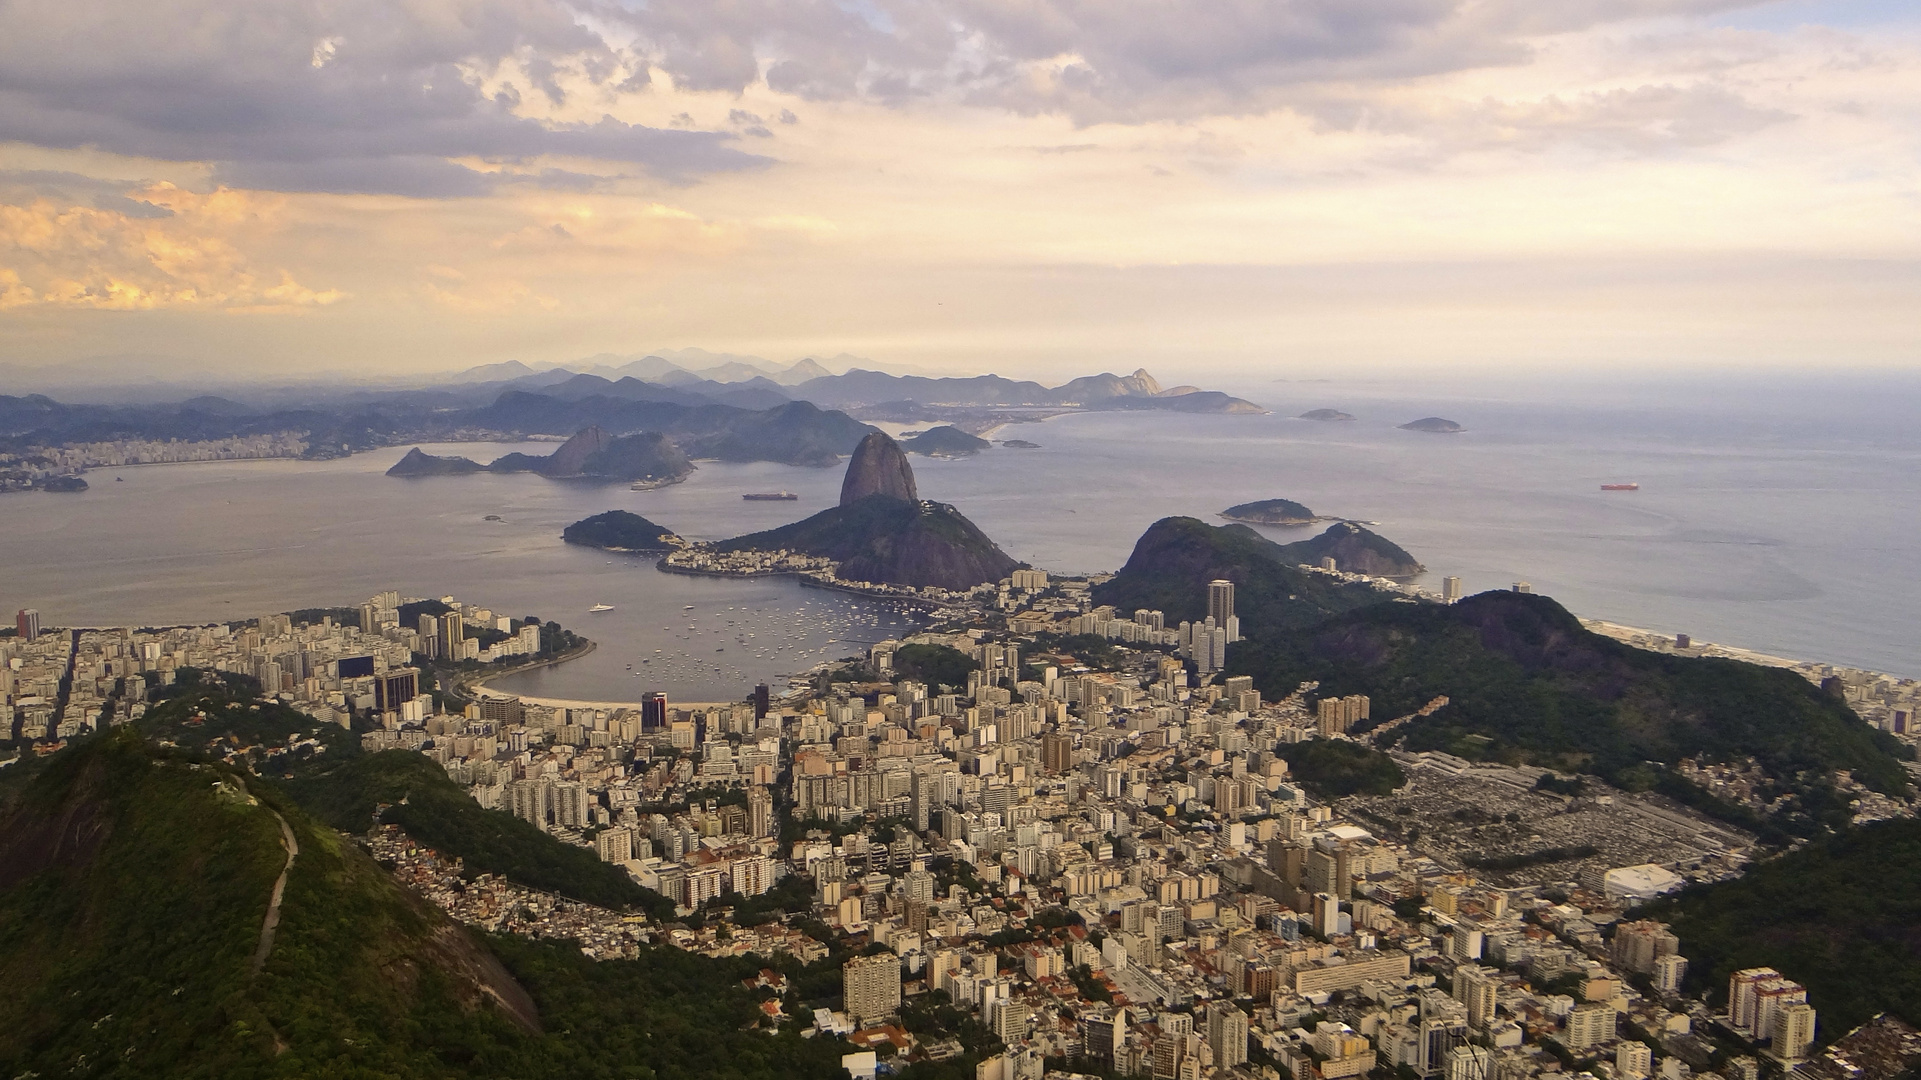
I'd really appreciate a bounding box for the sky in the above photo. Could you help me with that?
[1,0,1918,386]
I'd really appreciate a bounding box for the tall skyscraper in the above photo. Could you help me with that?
[752,683,770,719]
[747,787,775,837]
[1442,576,1463,604]
[15,609,40,641]
[439,612,465,661]
[642,691,668,731]
[1207,580,1239,642]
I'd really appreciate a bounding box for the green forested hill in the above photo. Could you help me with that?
[0,729,540,1076]
[1645,817,1921,1035]
[1090,516,1389,630]
[1228,590,1910,837]
[0,728,856,1078]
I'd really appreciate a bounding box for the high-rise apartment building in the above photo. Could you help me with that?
[1729,967,1781,1032]
[990,998,1031,1044]
[1652,954,1688,995]
[1564,1002,1614,1050]
[595,827,633,863]
[1042,732,1074,775]
[1445,1045,1492,1080]
[1442,577,1463,604]
[1082,1009,1126,1063]
[1207,579,1240,643]
[747,787,775,838]
[1452,966,1497,1030]
[1615,1042,1653,1079]
[843,953,902,1026]
[1612,921,1680,974]
[641,691,669,731]
[1207,1003,1249,1069]
[1773,1004,1817,1061]
[374,668,419,712]
[15,609,40,641]
[439,612,464,662]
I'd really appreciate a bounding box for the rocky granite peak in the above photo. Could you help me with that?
[543,425,612,475]
[839,432,918,506]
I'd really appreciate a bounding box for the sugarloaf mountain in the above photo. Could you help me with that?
[717,432,1018,590]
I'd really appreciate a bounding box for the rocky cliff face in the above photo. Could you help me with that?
[720,435,1017,589]
[541,425,613,475]
[839,432,918,506]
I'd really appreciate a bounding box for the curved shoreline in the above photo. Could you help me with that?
[459,639,597,700]
[655,555,952,613]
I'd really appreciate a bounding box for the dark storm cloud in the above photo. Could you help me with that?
[0,0,763,196]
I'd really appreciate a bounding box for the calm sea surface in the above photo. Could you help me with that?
[3,372,1915,697]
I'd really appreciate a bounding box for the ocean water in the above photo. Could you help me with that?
[905,372,1920,678]
[2,372,1915,700]
[0,443,921,702]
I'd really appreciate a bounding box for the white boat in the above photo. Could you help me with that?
[588,603,615,612]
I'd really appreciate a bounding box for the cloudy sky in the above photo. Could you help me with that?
[1,0,1917,383]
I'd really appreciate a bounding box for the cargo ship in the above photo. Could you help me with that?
[1600,483,1640,491]
[742,492,798,501]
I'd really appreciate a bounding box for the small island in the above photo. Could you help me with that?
[1221,498,1319,526]
[1001,439,1040,449]
[561,510,682,551]
[1400,417,1465,433]
[1298,409,1357,422]
[41,475,89,492]
[900,425,991,457]
[386,448,485,476]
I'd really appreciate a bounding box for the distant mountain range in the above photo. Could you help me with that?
[445,357,1263,414]
[1,359,1262,466]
